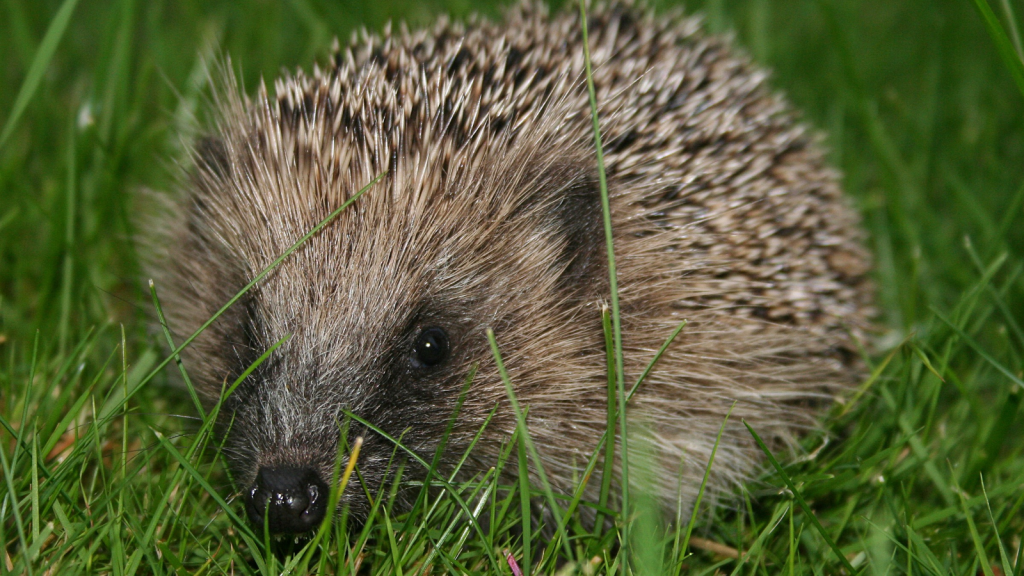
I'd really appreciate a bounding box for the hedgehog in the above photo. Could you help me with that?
[151,1,873,534]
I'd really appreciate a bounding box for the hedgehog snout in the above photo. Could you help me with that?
[245,466,329,534]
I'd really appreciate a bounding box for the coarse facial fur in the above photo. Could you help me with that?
[151,2,873,527]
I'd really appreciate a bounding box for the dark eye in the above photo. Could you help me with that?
[412,327,450,368]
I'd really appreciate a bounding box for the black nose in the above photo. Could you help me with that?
[245,467,329,534]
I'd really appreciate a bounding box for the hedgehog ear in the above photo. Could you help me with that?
[550,173,606,292]
[194,135,232,181]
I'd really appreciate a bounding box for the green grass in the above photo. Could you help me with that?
[2,0,1024,573]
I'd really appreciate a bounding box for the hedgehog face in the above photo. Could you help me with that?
[206,157,605,530]
[216,279,481,531]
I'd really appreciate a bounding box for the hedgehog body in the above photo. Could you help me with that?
[155,2,872,532]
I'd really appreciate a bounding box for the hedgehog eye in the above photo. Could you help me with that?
[412,327,450,368]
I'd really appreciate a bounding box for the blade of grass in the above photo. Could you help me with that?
[627,319,687,399]
[557,317,689,567]
[981,477,1015,576]
[58,119,76,355]
[675,402,735,574]
[911,467,1024,529]
[744,420,858,573]
[409,475,481,569]
[220,334,290,403]
[9,332,40,471]
[407,400,501,570]
[151,431,266,569]
[0,431,34,576]
[839,330,912,417]
[117,325,128,528]
[964,240,1024,354]
[727,501,789,576]
[954,470,995,576]
[931,307,1024,389]
[400,365,477,536]
[578,5,628,569]
[0,209,19,235]
[989,179,1024,261]
[449,469,496,560]
[138,335,287,552]
[858,516,945,576]
[999,0,1024,58]
[298,434,362,572]
[595,307,616,535]
[342,411,501,573]
[487,328,573,562]
[382,506,405,576]
[125,172,382,415]
[0,0,81,150]
[516,423,533,576]
[972,0,1024,98]
[29,437,38,546]
[149,280,204,419]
